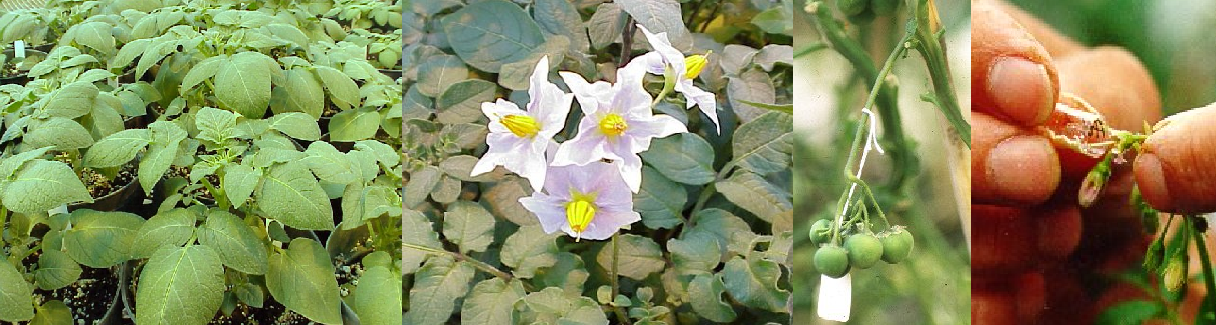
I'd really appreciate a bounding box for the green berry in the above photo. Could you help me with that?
[845,233,883,269]
[814,245,850,278]
[880,227,914,264]
[810,219,833,245]
[836,0,868,16]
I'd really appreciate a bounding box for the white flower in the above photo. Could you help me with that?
[554,63,687,193]
[518,162,641,241]
[633,24,720,133]
[471,56,573,191]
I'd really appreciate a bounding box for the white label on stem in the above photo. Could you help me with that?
[14,41,24,59]
[817,274,851,322]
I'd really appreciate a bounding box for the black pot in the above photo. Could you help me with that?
[0,49,48,85]
[101,261,132,325]
[69,171,142,212]
[377,69,401,80]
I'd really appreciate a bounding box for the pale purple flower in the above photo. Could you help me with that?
[633,24,720,133]
[554,63,687,193]
[519,162,640,241]
[471,56,573,191]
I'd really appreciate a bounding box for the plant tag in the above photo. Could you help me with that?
[14,41,24,59]
[817,274,851,322]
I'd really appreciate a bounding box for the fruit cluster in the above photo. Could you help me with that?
[810,219,914,278]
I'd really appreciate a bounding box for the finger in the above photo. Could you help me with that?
[1133,104,1216,213]
[973,290,1018,325]
[1055,46,1163,131]
[972,205,1038,274]
[972,0,1058,126]
[973,113,1061,205]
[1036,205,1081,260]
[986,0,1084,57]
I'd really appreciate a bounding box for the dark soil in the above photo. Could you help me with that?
[52,152,137,199]
[32,265,120,324]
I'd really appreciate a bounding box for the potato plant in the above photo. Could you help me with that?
[0,0,402,324]
[404,0,793,323]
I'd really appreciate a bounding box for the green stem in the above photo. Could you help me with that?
[610,233,630,324]
[1191,217,1216,317]
[794,42,829,58]
[909,0,971,148]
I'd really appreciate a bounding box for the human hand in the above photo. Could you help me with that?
[971,0,1163,323]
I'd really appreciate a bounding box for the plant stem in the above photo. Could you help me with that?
[794,43,829,58]
[402,243,533,291]
[1191,217,1216,317]
[618,18,636,68]
[909,0,970,148]
[610,233,630,324]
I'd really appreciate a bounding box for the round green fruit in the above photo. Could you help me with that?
[836,0,868,16]
[880,228,914,264]
[845,233,883,269]
[810,219,833,245]
[815,245,850,278]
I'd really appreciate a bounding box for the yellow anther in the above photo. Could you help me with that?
[565,193,598,241]
[500,114,540,138]
[598,114,628,137]
[684,51,711,79]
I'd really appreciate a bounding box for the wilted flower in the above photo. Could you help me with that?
[555,63,687,193]
[518,162,641,241]
[471,56,573,191]
[634,24,720,133]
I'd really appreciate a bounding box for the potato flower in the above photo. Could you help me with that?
[518,162,640,241]
[555,63,687,193]
[471,56,573,191]
[633,24,720,133]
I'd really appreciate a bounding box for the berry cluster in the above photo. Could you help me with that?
[810,219,914,278]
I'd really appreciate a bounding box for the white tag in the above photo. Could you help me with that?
[14,41,24,59]
[817,274,852,322]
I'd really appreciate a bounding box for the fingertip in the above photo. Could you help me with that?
[987,57,1055,125]
[1133,152,1174,212]
[986,135,1060,204]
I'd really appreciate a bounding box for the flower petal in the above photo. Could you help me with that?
[675,80,720,133]
[635,24,686,76]
[482,99,526,134]
[579,210,641,240]
[627,114,687,151]
[628,52,667,75]
[519,194,567,235]
[559,71,613,116]
[614,150,644,193]
[553,119,617,166]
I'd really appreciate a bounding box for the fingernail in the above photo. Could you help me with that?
[1134,153,1173,211]
[987,135,1058,203]
[988,58,1054,125]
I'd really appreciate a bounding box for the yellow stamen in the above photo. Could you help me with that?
[598,114,627,137]
[500,114,540,138]
[684,50,711,79]
[565,193,598,242]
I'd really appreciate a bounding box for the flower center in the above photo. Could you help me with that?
[500,114,540,138]
[598,114,627,137]
[565,192,598,241]
[684,51,711,79]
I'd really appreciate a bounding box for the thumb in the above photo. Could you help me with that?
[1134,104,1216,213]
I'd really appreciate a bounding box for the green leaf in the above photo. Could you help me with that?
[195,107,238,145]
[33,249,81,291]
[328,107,379,142]
[720,255,789,312]
[436,79,495,124]
[641,133,715,185]
[406,255,475,325]
[69,21,116,56]
[63,210,144,268]
[586,3,625,50]
[751,6,793,35]
[500,225,559,278]
[302,141,356,185]
[179,54,224,93]
[0,147,52,179]
[616,0,692,50]
[537,252,590,296]
[351,264,402,325]
[84,128,151,168]
[268,112,321,141]
[689,209,758,257]
[3,160,92,215]
[596,234,664,280]
[737,99,793,114]
[442,200,496,253]
[632,166,686,229]
[513,287,609,325]
[23,117,94,150]
[1096,300,1162,325]
[733,111,793,175]
[29,300,71,325]
[0,260,34,322]
[223,164,259,208]
[42,81,98,119]
[727,68,777,123]
[688,273,737,322]
[461,278,526,325]
[216,52,272,118]
[315,66,360,110]
[112,38,150,70]
[402,208,442,274]
[716,172,792,223]
[668,229,722,275]
[441,0,545,73]
[532,0,589,52]
[267,238,342,324]
[199,210,268,275]
[257,161,334,230]
[404,165,441,208]
[483,176,537,226]
[135,245,225,325]
[232,283,264,308]
[415,54,467,98]
[272,68,325,118]
[139,121,187,195]
[131,208,196,259]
